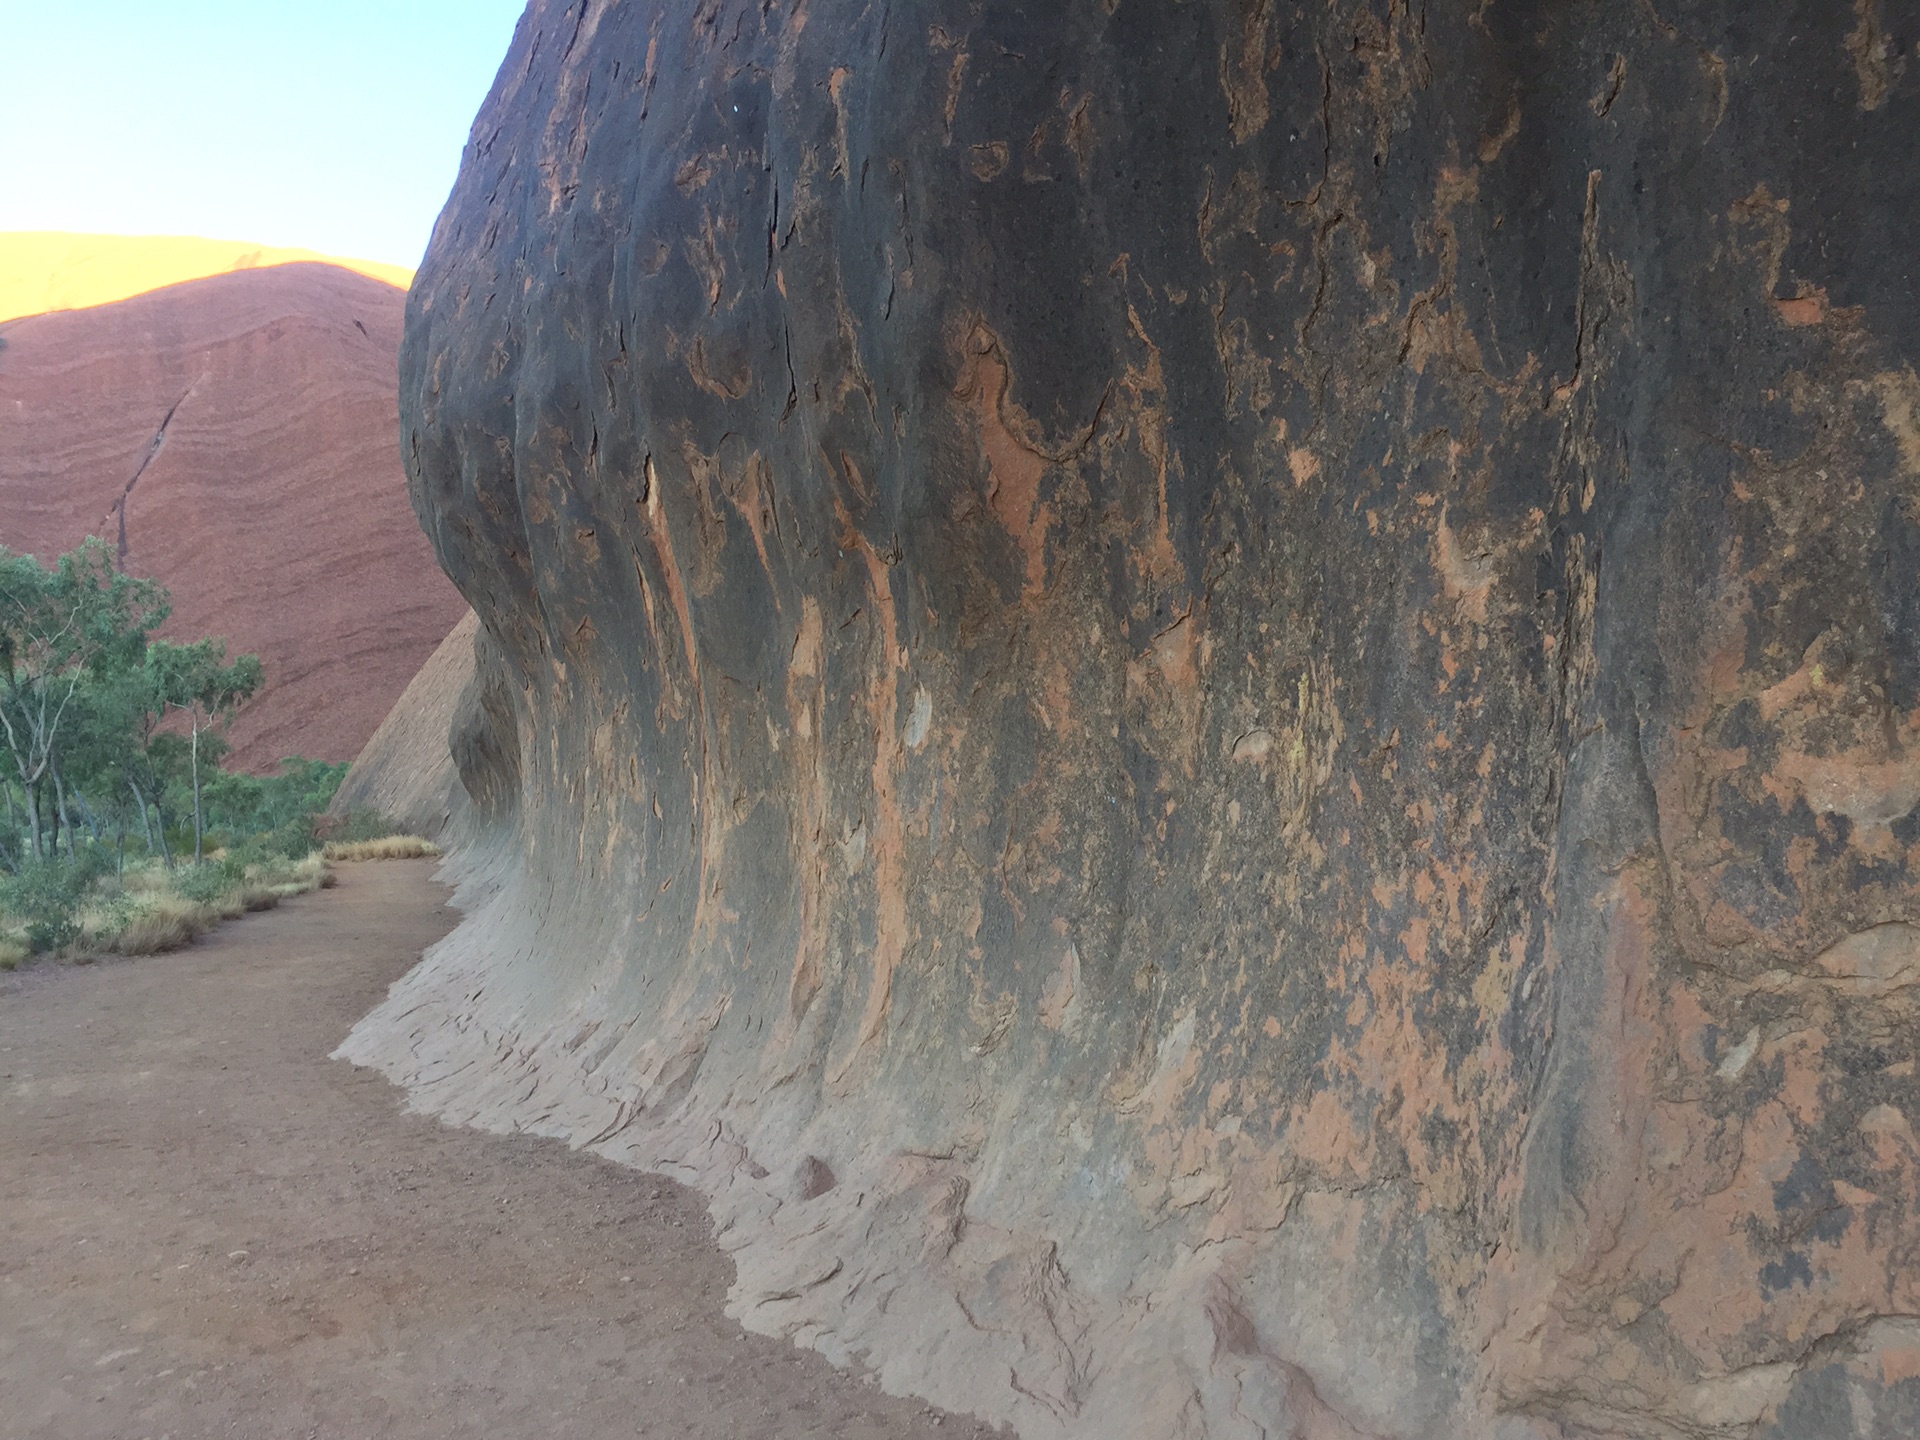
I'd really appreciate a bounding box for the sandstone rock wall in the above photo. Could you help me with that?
[0,264,469,768]
[330,609,478,841]
[341,3,1920,1435]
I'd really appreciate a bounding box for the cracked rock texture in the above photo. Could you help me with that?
[341,1,1920,1435]
[0,263,468,769]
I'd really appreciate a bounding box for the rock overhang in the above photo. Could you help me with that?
[341,3,1920,1436]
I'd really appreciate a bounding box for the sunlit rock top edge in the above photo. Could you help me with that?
[0,230,414,323]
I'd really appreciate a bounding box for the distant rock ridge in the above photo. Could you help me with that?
[0,262,466,769]
[342,3,1920,1437]
[0,231,415,324]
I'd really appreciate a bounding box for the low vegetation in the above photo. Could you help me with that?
[324,835,440,862]
[0,847,336,970]
[0,540,435,972]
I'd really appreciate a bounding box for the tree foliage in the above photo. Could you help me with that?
[0,538,324,873]
[0,538,167,861]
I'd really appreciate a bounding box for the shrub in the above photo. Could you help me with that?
[202,757,348,839]
[171,860,242,906]
[25,912,78,955]
[77,892,137,946]
[227,816,319,865]
[1,861,99,954]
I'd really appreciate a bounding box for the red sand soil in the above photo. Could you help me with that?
[0,860,998,1440]
[0,263,467,770]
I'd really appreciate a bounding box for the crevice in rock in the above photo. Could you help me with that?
[108,380,198,568]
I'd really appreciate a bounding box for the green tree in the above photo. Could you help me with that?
[148,639,262,861]
[57,660,167,874]
[0,539,167,861]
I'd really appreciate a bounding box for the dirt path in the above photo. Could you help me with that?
[0,860,989,1440]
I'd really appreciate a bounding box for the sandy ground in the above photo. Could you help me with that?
[0,860,994,1440]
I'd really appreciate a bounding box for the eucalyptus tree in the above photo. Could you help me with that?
[147,639,263,861]
[0,540,167,861]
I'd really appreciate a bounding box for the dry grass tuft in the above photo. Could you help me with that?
[0,936,26,971]
[284,853,330,890]
[240,884,282,913]
[107,896,217,957]
[122,865,176,898]
[324,835,440,862]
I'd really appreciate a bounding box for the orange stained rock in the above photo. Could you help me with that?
[1774,291,1829,326]
[953,330,1054,600]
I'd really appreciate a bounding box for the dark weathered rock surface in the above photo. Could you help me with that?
[342,2,1920,1434]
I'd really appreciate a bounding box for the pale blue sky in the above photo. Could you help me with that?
[0,0,528,268]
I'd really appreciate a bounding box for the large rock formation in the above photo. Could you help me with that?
[342,2,1920,1435]
[0,263,468,768]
